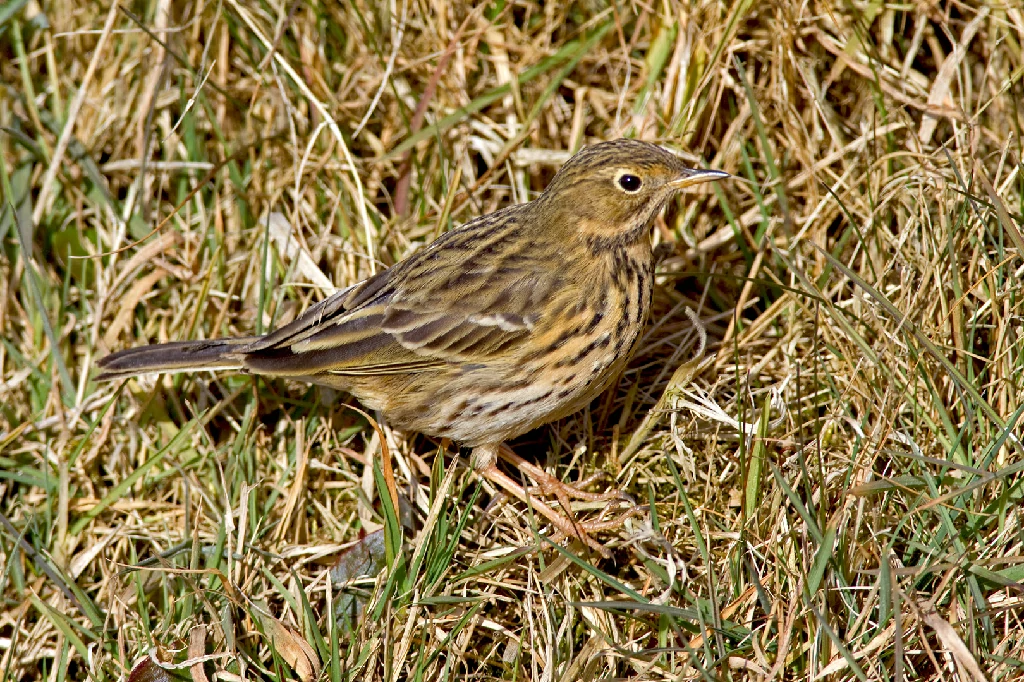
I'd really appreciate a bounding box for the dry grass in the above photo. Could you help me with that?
[2,0,1024,680]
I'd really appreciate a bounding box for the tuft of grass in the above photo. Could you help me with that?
[2,1,1023,680]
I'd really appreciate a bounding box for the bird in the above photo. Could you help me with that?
[97,138,728,554]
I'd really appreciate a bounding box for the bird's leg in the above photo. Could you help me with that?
[498,444,633,504]
[470,445,637,557]
[498,444,639,534]
[471,445,609,557]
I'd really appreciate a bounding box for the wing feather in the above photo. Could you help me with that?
[242,204,561,377]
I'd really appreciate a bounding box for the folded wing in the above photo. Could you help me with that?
[243,209,559,377]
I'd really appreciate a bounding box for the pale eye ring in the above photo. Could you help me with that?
[617,173,642,193]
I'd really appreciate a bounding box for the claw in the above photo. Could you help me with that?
[465,444,640,557]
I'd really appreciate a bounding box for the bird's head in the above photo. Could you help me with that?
[538,139,728,248]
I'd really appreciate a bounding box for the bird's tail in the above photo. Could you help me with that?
[95,337,259,381]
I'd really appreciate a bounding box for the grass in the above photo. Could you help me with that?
[2,0,1024,680]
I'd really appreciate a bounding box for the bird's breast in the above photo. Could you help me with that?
[515,245,655,412]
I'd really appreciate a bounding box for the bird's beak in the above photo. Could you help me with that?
[669,168,731,189]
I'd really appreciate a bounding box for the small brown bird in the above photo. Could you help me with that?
[98,139,727,550]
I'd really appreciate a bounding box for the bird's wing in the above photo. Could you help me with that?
[243,208,561,376]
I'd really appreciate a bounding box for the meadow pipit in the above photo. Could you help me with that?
[98,139,728,551]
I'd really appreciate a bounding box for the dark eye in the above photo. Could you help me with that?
[617,174,642,192]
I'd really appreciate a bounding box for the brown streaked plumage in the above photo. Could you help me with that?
[97,139,728,552]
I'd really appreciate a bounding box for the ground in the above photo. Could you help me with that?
[1,1,1023,680]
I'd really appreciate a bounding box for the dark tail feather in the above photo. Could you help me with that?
[96,337,259,381]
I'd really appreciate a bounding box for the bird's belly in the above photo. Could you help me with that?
[366,328,637,447]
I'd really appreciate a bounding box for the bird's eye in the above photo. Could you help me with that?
[617,173,642,193]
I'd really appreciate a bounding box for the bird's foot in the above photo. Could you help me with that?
[498,444,633,504]
[471,444,639,558]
